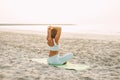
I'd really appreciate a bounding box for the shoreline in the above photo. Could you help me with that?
[0,29,120,41]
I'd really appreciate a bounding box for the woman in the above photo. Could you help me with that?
[47,26,73,65]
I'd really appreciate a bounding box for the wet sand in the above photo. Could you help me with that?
[0,30,120,80]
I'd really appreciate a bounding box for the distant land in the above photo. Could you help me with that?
[0,24,76,26]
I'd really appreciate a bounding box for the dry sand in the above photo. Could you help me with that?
[0,30,120,80]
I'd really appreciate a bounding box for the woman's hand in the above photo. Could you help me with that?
[48,26,61,30]
[48,26,54,30]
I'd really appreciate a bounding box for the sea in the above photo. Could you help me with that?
[0,24,120,35]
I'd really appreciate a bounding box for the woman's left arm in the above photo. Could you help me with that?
[47,27,54,46]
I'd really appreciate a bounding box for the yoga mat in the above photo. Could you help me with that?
[31,58,90,71]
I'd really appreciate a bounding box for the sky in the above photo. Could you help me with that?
[0,0,120,25]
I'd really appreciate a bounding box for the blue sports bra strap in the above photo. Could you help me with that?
[49,39,60,51]
[53,39,57,45]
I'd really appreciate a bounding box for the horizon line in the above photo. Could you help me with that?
[0,24,76,26]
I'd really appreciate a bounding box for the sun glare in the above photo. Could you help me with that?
[0,0,119,24]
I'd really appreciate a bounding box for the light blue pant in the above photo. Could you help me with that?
[47,53,73,65]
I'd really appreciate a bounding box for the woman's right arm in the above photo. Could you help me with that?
[55,27,61,44]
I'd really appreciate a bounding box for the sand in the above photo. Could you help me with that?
[0,30,120,80]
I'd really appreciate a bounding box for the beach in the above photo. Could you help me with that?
[0,30,120,80]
